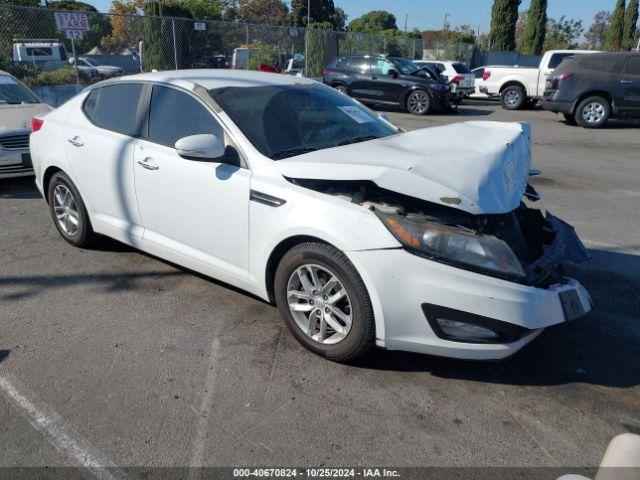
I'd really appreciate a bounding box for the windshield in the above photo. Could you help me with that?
[209,84,397,160]
[0,76,39,104]
[390,57,420,75]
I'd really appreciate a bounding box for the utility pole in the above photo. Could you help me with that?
[305,0,311,76]
[443,13,450,31]
[404,14,408,32]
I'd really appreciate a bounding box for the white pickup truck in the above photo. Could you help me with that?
[478,50,601,110]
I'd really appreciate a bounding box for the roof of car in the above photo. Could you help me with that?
[108,69,316,90]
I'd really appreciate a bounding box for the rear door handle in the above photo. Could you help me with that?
[137,157,159,171]
[67,136,83,147]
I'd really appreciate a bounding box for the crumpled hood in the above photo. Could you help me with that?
[274,121,532,215]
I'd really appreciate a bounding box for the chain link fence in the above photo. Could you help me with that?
[0,3,423,93]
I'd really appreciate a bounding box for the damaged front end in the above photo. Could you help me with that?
[291,179,590,288]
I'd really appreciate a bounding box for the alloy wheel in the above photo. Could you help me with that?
[53,184,80,236]
[582,102,606,124]
[287,264,353,345]
[408,90,429,114]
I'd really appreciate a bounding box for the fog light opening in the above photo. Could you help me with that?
[436,318,500,342]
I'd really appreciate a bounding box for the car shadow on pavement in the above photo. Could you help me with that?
[368,104,495,117]
[0,177,42,200]
[354,248,640,389]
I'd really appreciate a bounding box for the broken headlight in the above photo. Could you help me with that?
[377,213,526,279]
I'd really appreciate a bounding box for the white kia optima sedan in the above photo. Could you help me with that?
[30,70,593,362]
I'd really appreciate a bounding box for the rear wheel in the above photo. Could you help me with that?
[575,96,610,129]
[406,89,431,115]
[47,172,96,247]
[274,242,375,362]
[501,85,526,110]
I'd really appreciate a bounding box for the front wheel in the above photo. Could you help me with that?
[274,242,375,362]
[501,85,526,110]
[575,96,610,129]
[406,89,431,115]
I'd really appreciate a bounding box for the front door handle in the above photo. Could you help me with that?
[137,157,159,171]
[67,136,83,147]
[621,79,634,84]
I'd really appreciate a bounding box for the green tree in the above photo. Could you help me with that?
[544,16,583,50]
[183,0,222,20]
[142,0,192,71]
[605,0,626,50]
[47,0,97,10]
[348,10,397,33]
[520,0,547,55]
[585,10,611,49]
[489,0,521,50]
[332,7,347,31]
[287,0,336,28]
[623,0,639,49]
[305,20,336,77]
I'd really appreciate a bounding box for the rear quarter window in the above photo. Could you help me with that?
[82,83,143,136]
[627,56,640,75]
[579,56,627,73]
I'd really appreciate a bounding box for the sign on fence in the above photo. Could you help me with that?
[54,12,90,32]
[194,22,206,31]
[55,12,90,40]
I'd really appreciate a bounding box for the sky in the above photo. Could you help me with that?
[83,0,609,34]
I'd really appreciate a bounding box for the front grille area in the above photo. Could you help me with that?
[0,164,33,175]
[0,133,30,151]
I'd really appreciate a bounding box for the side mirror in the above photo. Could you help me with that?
[175,134,225,161]
[387,68,399,78]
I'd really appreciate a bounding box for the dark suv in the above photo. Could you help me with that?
[323,55,454,115]
[542,53,640,128]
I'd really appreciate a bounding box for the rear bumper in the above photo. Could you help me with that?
[540,99,573,114]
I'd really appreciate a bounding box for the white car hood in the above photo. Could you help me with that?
[274,121,532,215]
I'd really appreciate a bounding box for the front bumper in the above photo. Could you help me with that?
[348,248,592,360]
[0,149,33,179]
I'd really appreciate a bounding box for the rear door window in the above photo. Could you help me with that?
[346,57,370,74]
[82,83,143,136]
[147,85,223,147]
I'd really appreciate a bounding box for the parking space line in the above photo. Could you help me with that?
[0,375,125,480]
[188,336,221,478]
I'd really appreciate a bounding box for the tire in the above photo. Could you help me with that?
[47,171,96,247]
[406,89,431,115]
[274,242,375,362]
[575,96,611,129]
[501,85,526,110]
[563,113,578,125]
[333,84,348,95]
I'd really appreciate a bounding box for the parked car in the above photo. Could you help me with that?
[0,71,51,179]
[414,60,475,102]
[69,57,123,78]
[541,52,640,128]
[232,47,258,70]
[30,70,592,362]
[323,54,454,115]
[469,67,493,99]
[480,50,601,110]
[11,40,68,72]
[192,55,229,69]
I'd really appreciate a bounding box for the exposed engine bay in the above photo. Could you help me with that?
[290,178,589,287]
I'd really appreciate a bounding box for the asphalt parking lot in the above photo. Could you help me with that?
[1,102,639,472]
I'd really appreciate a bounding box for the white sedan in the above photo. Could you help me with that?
[30,70,592,362]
